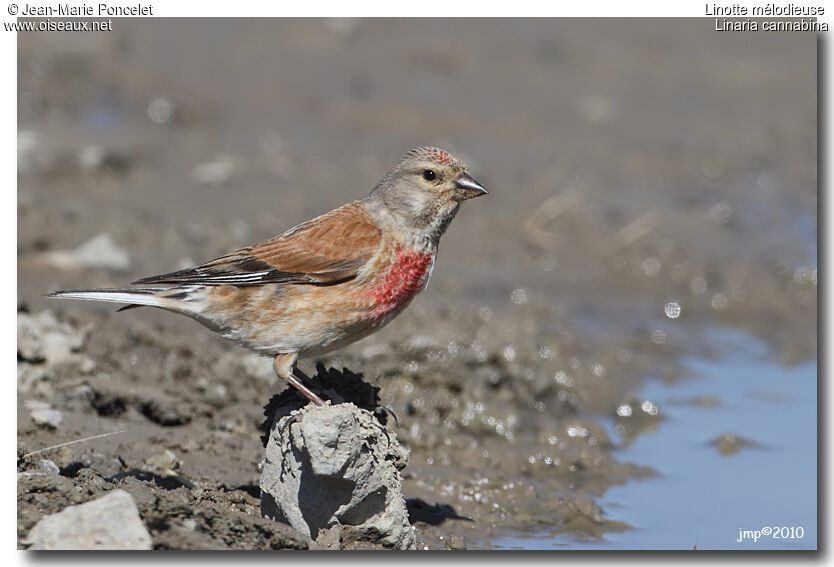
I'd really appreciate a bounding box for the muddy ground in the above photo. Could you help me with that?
[17,20,816,549]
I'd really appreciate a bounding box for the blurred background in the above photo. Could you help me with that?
[18,19,817,549]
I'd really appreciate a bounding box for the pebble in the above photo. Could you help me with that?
[145,449,179,473]
[26,400,64,429]
[67,233,131,272]
[18,311,87,365]
[204,384,228,407]
[25,490,152,550]
[38,459,60,475]
[712,432,757,456]
[31,408,63,429]
[35,233,131,273]
[445,535,466,550]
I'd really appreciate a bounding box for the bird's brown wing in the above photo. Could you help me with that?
[133,200,382,287]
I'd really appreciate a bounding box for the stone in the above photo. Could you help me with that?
[27,401,63,429]
[35,233,130,273]
[445,534,466,550]
[25,490,152,550]
[17,311,87,365]
[260,403,415,550]
[38,459,60,475]
[145,449,180,473]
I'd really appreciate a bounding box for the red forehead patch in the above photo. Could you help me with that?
[401,146,464,169]
[428,148,457,165]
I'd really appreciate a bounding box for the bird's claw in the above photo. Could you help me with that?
[372,404,399,428]
[279,411,302,435]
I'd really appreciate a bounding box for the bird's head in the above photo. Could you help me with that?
[365,146,487,244]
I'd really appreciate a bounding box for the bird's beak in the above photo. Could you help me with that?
[453,172,488,201]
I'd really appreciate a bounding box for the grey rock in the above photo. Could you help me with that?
[17,364,51,396]
[68,233,131,272]
[32,409,63,429]
[445,534,466,550]
[17,311,88,364]
[25,489,152,550]
[38,459,60,475]
[28,403,63,429]
[35,232,130,273]
[260,403,415,550]
[17,311,97,397]
[144,449,180,473]
[204,384,228,407]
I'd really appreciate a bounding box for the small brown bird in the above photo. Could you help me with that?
[47,147,487,405]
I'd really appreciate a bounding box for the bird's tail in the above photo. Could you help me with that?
[43,288,165,311]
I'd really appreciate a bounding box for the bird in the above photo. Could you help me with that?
[46,146,487,406]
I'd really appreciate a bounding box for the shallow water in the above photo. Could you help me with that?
[16,20,817,550]
[491,329,817,550]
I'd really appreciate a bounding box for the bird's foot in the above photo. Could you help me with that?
[371,404,399,428]
[279,410,303,435]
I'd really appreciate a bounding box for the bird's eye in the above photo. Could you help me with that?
[422,169,436,181]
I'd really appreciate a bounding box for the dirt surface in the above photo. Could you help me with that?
[17,20,816,549]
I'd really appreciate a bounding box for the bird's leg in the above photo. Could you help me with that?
[290,365,319,391]
[273,353,326,406]
[294,363,394,424]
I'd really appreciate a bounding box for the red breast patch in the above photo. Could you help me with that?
[371,248,434,318]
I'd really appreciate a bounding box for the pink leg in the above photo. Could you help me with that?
[273,353,326,406]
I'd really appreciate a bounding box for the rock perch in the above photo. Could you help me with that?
[260,402,415,550]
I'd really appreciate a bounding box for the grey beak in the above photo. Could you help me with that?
[454,172,488,201]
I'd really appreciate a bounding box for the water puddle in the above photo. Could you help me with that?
[492,329,817,550]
